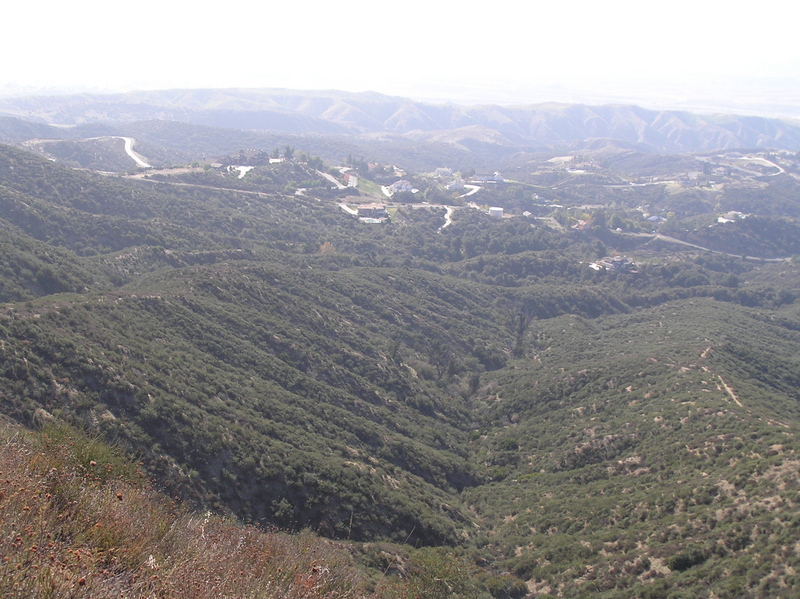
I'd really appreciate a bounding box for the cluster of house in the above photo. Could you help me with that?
[589,256,637,273]
[223,148,289,166]
[717,211,747,224]
[470,172,504,184]
[567,161,602,172]
[434,168,464,191]
[433,168,504,191]
[387,180,415,194]
[446,178,466,191]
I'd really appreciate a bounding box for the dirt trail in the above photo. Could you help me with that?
[717,375,743,407]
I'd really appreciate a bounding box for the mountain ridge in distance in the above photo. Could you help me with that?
[2,87,800,154]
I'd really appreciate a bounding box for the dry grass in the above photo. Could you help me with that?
[0,423,395,598]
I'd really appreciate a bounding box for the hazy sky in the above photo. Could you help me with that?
[3,0,799,116]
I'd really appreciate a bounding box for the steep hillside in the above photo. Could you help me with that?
[0,422,489,599]
[0,144,495,543]
[467,298,800,596]
[0,263,489,544]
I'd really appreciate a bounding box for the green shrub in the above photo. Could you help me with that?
[667,547,706,572]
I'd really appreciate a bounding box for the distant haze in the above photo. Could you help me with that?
[3,0,799,118]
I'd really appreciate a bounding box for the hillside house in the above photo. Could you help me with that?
[357,203,388,218]
[388,180,414,194]
[572,219,588,231]
[344,173,359,187]
[590,256,637,273]
[471,172,504,184]
[717,210,747,224]
[445,178,465,191]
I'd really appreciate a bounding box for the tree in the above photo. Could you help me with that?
[428,340,455,380]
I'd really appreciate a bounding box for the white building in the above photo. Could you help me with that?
[489,207,504,218]
[388,180,414,194]
[445,178,465,191]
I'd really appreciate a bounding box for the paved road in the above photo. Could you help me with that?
[22,135,151,169]
[318,170,346,190]
[634,232,792,262]
[118,137,151,168]
[233,166,254,179]
[338,202,358,215]
[460,184,481,197]
[696,155,786,178]
[85,135,151,168]
[438,206,454,232]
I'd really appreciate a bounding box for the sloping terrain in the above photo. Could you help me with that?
[0,422,441,599]
[467,299,800,596]
[1,142,800,597]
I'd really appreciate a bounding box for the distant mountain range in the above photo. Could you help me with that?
[2,88,800,154]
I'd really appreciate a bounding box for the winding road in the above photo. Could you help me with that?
[460,184,481,198]
[438,206,454,232]
[635,232,793,262]
[116,137,151,168]
[83,135,151,168]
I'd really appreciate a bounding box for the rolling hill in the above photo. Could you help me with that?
[1,133,800,598]
[3,88,800,154]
